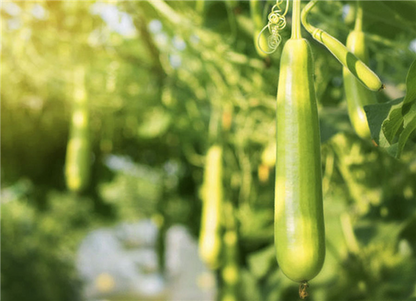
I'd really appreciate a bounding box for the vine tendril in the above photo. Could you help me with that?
[257,0,289,54]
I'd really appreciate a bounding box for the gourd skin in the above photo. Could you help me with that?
[275,39,325,282]
[343,31,377,139]
[199,145,223,269]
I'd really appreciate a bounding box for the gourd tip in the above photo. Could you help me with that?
[378,84,385,92]
[299,281,309,299]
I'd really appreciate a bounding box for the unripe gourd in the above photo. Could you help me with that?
[275,0,325,284]
[199,145,223,270]
[250,0,269,58]
[301,0,383,92]
[65,66,91,192]
[343,3,377,139]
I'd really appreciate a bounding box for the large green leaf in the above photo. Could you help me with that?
[365,98,403,146]
[397,114,416,158]
[403,59,416,106]
[365,59,416,158]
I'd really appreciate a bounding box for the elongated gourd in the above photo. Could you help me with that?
[301,0,383,92]
[250,0,268,58]
[343,2,377,139]
[220,202,239,301]
[199,145,223,269]
[65,66,91,192]
[275,0,325,284]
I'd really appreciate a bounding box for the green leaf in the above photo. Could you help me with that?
[384,143,398,158]
[397,114,416,159]
[364,98,402,145]
[381,103,403,144]
[137,108,171,139]
[397,60,416,157]
[365,60,416,157]
[403,59,416,106]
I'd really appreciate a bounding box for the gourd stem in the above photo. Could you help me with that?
[354,1,363,32]
[291,0,302,39]
[301,0,317,34]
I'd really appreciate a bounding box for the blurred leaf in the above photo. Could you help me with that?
[319,107,351,144]
[247,244,275,279]
[238,204,273,247]
[137,108,171,139]
[381,1,416,29]
[363,1,416,36]
[240,269,262,301]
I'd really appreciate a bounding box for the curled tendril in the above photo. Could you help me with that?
[256,0,289,55]
[269,15,286,30]
[268,34,282,50]
[270,4,283,14]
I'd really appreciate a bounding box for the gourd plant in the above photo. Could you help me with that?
[260,0,385,297]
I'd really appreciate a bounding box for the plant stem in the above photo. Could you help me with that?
[340,213,360,254]
[292,0,302,39]
[301,0,317,34]
[354,1,363,32]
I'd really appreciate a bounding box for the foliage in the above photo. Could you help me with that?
[366,59,416,158]
[1,182,94,301]
[1,1,416,301]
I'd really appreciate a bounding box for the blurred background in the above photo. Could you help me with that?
[1,1,416,301]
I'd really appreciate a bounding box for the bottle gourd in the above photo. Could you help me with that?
[301,0,383,92]
[250,0,269,58]
[343,1,377,139]
[199,145,223,270]
[275,0,325,284]
[65,66,91,192]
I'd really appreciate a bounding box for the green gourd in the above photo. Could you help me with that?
[199,145,223,270]
[301,0,383,92]
[275,0,325,284]
[65,66,91,192]
[220,202,240,301]
[250,0,269,57]
[343,2,377,139]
